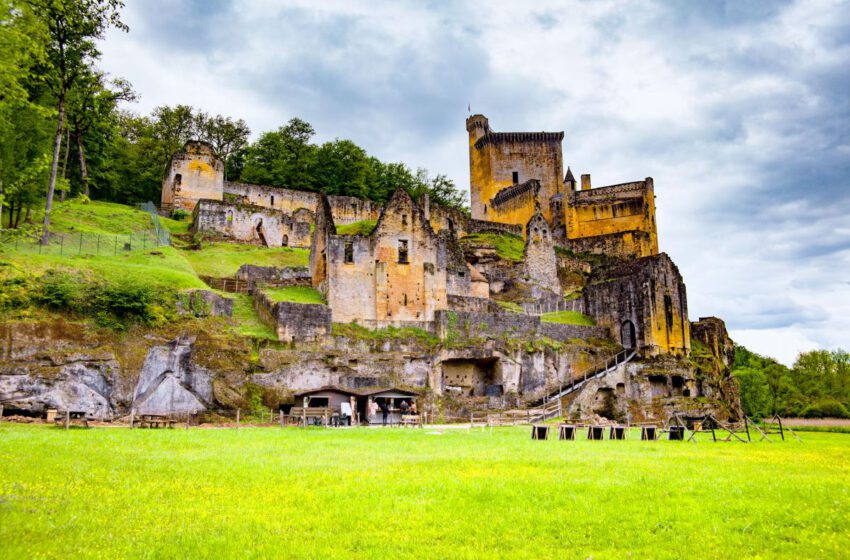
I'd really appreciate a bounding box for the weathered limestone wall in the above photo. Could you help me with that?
[192,199,312,248]
[466,219,523,237]
[254,293,331,342]
[566,230,656,259]
[224,182,381,226]
[583,253,690,357]
[447,295,502,313]
[436,310,610,342]
[565,179,658,258]
[161,141,224,212]
[466,114,564,228]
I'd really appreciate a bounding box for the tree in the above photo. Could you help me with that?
[196,114,249,180]
[149,104,195,172]
[29,0,127,243]
[66,68,135,196]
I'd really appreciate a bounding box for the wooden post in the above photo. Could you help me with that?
[776,415,785,441]
[65,410,70,430]
[0,404,4,424]
[129,408,135,429]
[236,408,240,429]
[186,412,190,430]
[279,410,283,427]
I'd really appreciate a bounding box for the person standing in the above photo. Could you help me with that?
[380,400,389,426]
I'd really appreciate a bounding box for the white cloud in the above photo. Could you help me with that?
[97,0,850,362]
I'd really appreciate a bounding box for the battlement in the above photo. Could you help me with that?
[491,179,541,208]
[473,131,565,150]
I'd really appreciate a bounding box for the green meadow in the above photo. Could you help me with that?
[0,425,847,559]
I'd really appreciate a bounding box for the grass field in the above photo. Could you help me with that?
[0,425,847,559]
[262,285,324,304]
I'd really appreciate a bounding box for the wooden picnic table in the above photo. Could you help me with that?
[136,414,176,429]
[54,410,89,428]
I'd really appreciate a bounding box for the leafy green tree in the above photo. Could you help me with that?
[149,104,195,171]
[734,367,771,419]
[195,113,250,180]
[66,68,135,196]
[29,0,127,243]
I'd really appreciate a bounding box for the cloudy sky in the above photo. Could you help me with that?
[99,0,850,365]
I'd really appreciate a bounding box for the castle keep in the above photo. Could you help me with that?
[124,116,741,423]
[467,115,658,259]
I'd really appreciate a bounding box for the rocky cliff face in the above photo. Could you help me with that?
[0,316,742,422]
[0,321,235,418]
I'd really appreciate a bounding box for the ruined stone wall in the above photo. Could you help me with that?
[466,219,523,237]
[583,253,690,357]
[324,190,449,324]
[223,182,381,225]
[566,179,658,258]
[447,295,502,313]
[566,230,656,260]
[192,200,312,248]
[254,292,331,342]
[309,196,334,293]
[326,234,377,323]
[467,115,564,228]
[161,141,224,212]
[436,310,609,343]
[424,197,468,238]
[523,211,561,296]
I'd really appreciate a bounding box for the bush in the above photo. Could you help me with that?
[35,271,83,310]
[91,280,156,324]
[171,208,190,221]
[800,399,850,419]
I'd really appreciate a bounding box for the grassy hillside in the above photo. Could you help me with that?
[1,425,847,559]
[180,242,309,277]
[336,219,377,236]
[459,232,525,262]
[0,200,308,337]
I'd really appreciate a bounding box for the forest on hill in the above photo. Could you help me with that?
[0,0,467,235]
[733,345,850,420]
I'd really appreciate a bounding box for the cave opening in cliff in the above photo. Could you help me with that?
[441,358,500,397]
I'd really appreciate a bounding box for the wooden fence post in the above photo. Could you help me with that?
[65,410,70,430]
[129,408,135,429]
[0,404,4,424]
[279,410,283,427]
[236,408,240,429]
[186,412,190,430]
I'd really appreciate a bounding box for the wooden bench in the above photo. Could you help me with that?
[287,407,333,426]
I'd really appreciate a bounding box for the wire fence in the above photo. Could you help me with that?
[137,201,171,246]
[0,201,171,257]
[0,229,169,256]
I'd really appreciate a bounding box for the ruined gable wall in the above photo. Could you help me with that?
[583,254,690,357]
[523,212,561,296]
[372,192,448,322]
[192,200,311,248]
[162,142,224,211]
[566,179,658,257]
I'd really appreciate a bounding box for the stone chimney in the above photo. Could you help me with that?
[581,174,592,191]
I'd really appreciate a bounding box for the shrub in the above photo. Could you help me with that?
[800,399,850,419]
[171,208,190,221]
[35,271,83,310]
